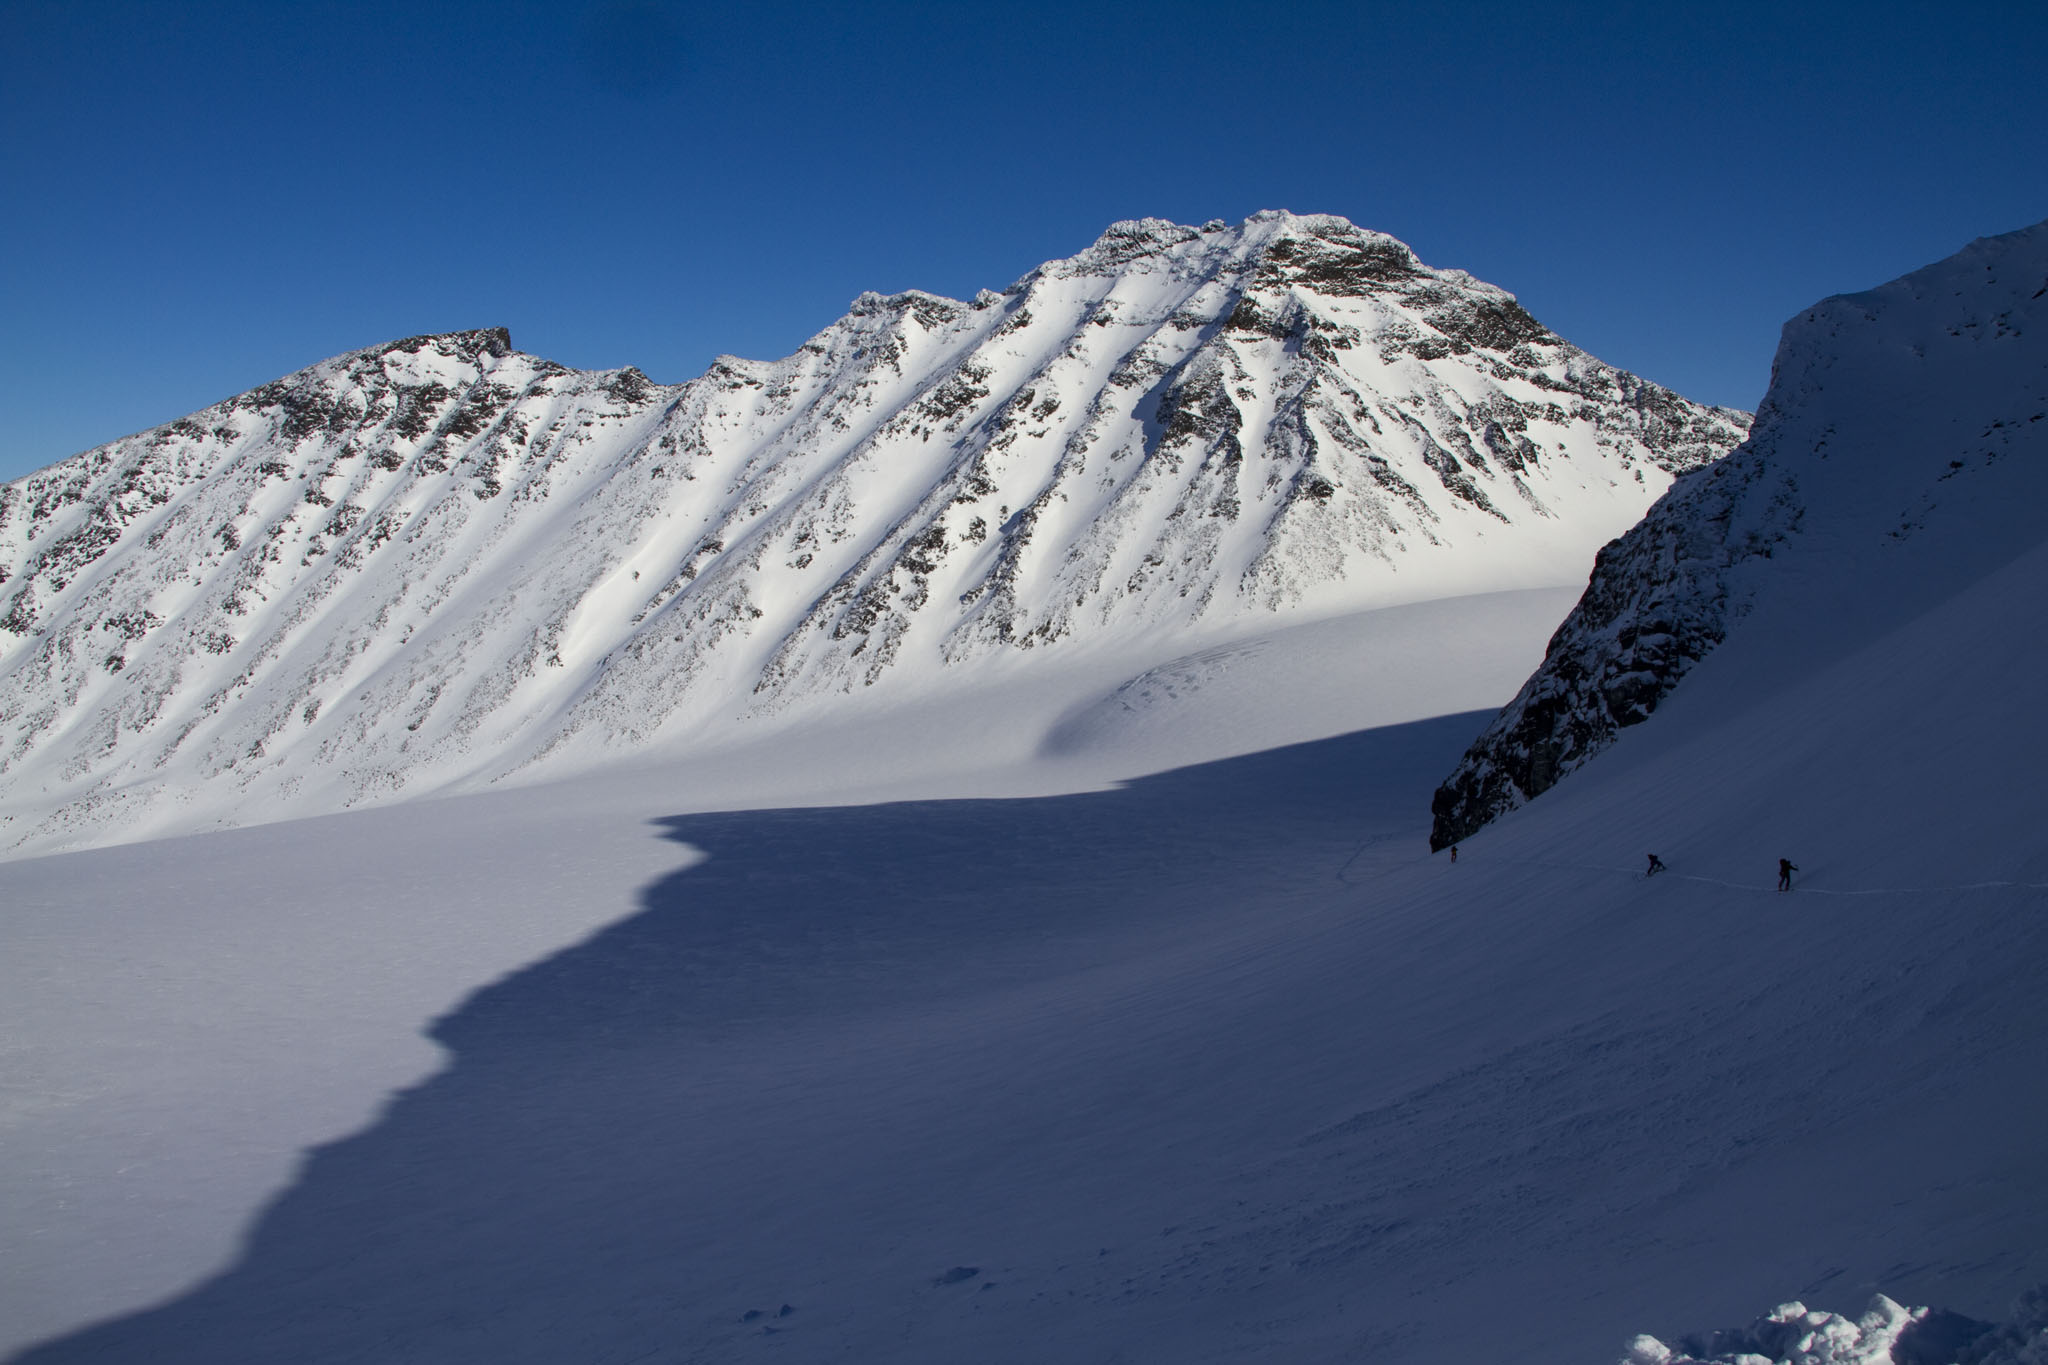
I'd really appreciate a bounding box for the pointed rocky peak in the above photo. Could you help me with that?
[1232,216,1553,358]
[1241,212,1428,291]
[374,327,515,362]
[211,329,550,453]
[1050,217,1211,278]
[707,355,774,380]
[1254,227,1428,293]
[1,211,1756,855]
[846,289,973,332]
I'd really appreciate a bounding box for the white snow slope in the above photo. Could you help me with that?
[0,212,1745,857]
[2,223,2044,1365]
[1433,215,2048,849]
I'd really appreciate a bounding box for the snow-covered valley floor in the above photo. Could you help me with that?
[3,574,2044,1363]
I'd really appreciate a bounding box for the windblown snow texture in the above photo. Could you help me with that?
[0,212,1746,854]
[1431,217,2048,850]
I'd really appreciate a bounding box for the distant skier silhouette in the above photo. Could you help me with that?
[1645,854,1666,877]
[1778,858,1798,891]
[1449,845,1459,864]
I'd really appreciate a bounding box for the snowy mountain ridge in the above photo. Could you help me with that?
[0,211,1747,854]
[1431,217,2048,848]
[6,220,2048,1365]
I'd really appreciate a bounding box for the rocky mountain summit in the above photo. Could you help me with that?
[1432,217,2048,849]
[0,212,1747,853]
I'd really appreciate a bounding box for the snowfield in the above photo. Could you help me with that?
[1,589,1580,1359]
[0,213,1744,858]
[3,217,2045,1364]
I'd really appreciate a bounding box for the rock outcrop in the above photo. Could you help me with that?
[1432,217,2048,849]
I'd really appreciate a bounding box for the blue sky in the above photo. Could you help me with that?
[4,0,2044,482]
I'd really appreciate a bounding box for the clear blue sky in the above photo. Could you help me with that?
[4,0,2044,482]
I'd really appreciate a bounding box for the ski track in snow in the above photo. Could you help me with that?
[1476,857,2048,899]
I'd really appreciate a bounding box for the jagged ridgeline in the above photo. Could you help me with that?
[1430,217,2048,851]
[0,212,1748,850]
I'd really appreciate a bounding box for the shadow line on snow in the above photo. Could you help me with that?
[10,712,1489,1365]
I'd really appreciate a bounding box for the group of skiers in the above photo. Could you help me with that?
[1439,846,1802,889]
[1647,853,1797,888]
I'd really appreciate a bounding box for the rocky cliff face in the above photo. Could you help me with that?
[1430,217,2048,849]
[0,211,1748,853]
[1427,442,1800,848]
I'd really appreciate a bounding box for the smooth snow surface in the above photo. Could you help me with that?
[0,792,684,1351]
[0,590,1577,1358]
[4,551,2045,1362]
[4,224,2043,1365]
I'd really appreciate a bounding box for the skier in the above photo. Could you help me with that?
[1645,853,1666,877]
[1449,845,1459,864]
[1778,857,1798,891]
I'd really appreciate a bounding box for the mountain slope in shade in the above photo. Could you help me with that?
[0,212,1746,855]
[1431,217,2048,848]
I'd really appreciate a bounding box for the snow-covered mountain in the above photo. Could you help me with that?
[3,223,2045,1365]
[0,212,1746,855]
[1431,217,2048,848]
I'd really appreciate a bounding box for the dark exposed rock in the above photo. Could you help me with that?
[602,367,655,406]
[389,383,455,441]
[1429,444,1800,849]
[1225,296,1297,341]
[1155,362,1245,461]
[1424,296,1551,351]
[1256,229,1422,293]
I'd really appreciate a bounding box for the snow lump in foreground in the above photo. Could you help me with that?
[1622,1288,2048,1365]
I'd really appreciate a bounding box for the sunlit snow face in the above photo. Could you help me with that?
[0,214,1744,856]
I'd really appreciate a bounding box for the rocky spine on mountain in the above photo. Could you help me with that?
[1430,216,2048,851]
[1427,448,1801,850]
[0,212,1749,853]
